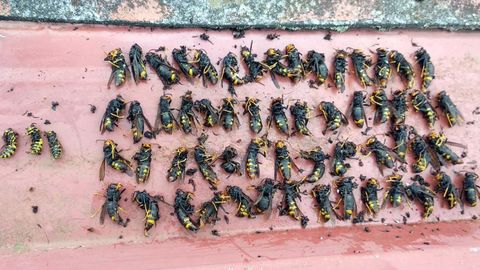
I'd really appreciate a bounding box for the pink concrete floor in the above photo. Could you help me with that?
[0,22,479,269]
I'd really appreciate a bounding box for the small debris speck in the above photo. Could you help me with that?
[87,227,95,232]
[211,229,220,236]
[44,120,51,125]
[32,206,39,213]
[51,101,60,111]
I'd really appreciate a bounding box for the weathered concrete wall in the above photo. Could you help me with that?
[0,0,479,30]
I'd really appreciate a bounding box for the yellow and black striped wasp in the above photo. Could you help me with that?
[219,146,242,177]
[177,90,199,134]
[174,189,198,232]
[104,48,129,88]
[373,48,392,88]
[221,52,246,96]
[284,44,305,83]
[172,46,199,83]
[318,101,348,134]
[414,47,435,92]
[370,89,393,124]
[99,139,133,181]
[96,183,128,227]
[241,42,268,83]
[192,49,218,87]
[263,48,289,89]
[331,140,357,176]
[45,130,63,160]
[290,100,312,136]
[361,178,382,216]
[312,184,339,223]
[362,136,403,175]
[129,43,148,84]
[127,100,154,144]
[26,123,43,155]
[198,191,229,227]
[351,49,374,88]
[194,98,219,128]
[154,94,178,134]
[252,178,279,215]
[280,180,309,228]
[461,172,479,207]
[244,135,270,179]
[299,146,329,183]
[226,185,256,218]
[194,133,219,189]
[435,171,463,210]
[391,90,408,124]
[391,124,408,162]
[132,190,161,236]
[406,175,435,219]
[0,128,18,159]
[347,91,368,128]
[425,131,464,165]
[167,147,188,182]
[219,97,240,131]
[305,50,329,86]
[274,140,299,182]
[100,95,127,134]
[389,50,415,89]
[332,50,348,93]
[409,133,441,173]
[146,51,180,88]
[411,90,438,128]
[334,176,358,220]
[268,97,290,136]
[243,97,263,134]
[437,90,463,127]
[132,143,152,184]
[382,174,408,208]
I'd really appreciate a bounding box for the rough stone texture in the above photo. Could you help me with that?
[0,0,479,31]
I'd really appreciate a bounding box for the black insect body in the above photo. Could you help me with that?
[264,48,289,89]
[280,181,309,228]
[45,131,63,159]
[382,174,407,208]
[331,141,357,176]
[333,50,348,92]
[132,190,160,236]
[26,123,43,155]
[194,99,220,128]
[219,146,242,176]
[221,52,246,96]
[425,132,463,165]
[462,172,479,207]
[127,101,154,144]
[193,50,218,87]
[167,147,188,182]
[335,177,358,220]
[0,128,18,159]
[389,50,415,89]
[145,52,180,88]
[300,147,329,183]
[410,135,440,173]
[405,177,435,218]
[245,136,270,179]
[100,95,127,134]
[392,90,408,124]
[154,94,177,134]
[437,90,463,127]
[99,140,133,181]
[198,191,229,227]
[172,46,199,82]
[374,48,391,88]
[361,178,382,215]
[351,49,374,88]
[253,178,279,214]
[241,44,268,83]
[129,43,148,84]
[415,48,435,91]
[274,140,297,182]
[132,143,152,184]
[243,97,263,134]
[290,101,312,136]
[364,136,398,175]
[318,101,348,134]
[99,183,127,226]
[284,44,305,83]
[305,50,329,86]
[312,184,338,223]
[391,124,408,162]
[177,91,198,134]
[219,97,240,131]
[435,172,462,210]
[349,91,368,128]
[105,48,129,88]
[370,89,392,124]
[174,189,198,232]
[226,185,255,218]
[411,90,438,128]
[268,97,289,135]
[194,134,219,189]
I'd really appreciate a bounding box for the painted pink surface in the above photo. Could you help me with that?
[0,22,480,268]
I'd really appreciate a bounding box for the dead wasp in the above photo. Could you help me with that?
[100,95,127,134]
[415,47,435,92]
[194,99,220,128]
[253,178,279,215]
[318,101,348,134]
[0,128,18,159]
[177,91,198,134]
[167,147,188,182]
[99,139,133,181]
[290,100,312,136]
[299,147,329,183]
[382,174,408,208]
[97,183,128,226]
[104,48,129,88]
[363,136,402,175]
[243,97,263,134]
[406,175,435,218]
[425,131,464,165]
[461,172,479,207]
[370,89,393,124]
[245,135,270,179]
[132,143,152,184]
[305,50,329,86]
[312,184,339,223]
[198,191,229,227]
[174,189,198,232]
[374,48,392,88]
[332,50,348,92]
[389,50,415,89]
[410,134,441,173]
[219,146,242,176]
[280,180,309,228]
[348,91,368,128]
[154,94,178,134]
[411,90,438,128]
[127,101,154,144]
[219,97,240,131]
[221,52,246,96]
[129,43,148,84]
[331,140,357,176]
[334,176,358,220]
[26,123,43,155]
[45,131,63,159]
[241,43,268,83]
[437,90,463,127]
[274,140,298,182]
[145,52,180,88]
[435,171,462,210]
[172,46,199,82]
[264,48,289,89]
[361,178,382,215]
[392,90,408,124]
[192,49,218,87]
[391,124,408,162]
[194,134,219,189]
[351,49,374,88]
[226,185,255,218]
[285,44,305,83]
[268,97,290,136]
[132,190,160,236]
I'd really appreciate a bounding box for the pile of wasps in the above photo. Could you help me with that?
[97,43,478,236]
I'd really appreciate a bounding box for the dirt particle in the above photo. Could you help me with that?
[51,101,60,111]
[269,226,273,231]
[186,168,197,176]
[308,80,318,89]
[395,235,400,238]
[323,32,332,41]
[87,227,95,232]
[211,229,220,236]
[473,107,480,115]
[188,178,196,192]
[466,121,475,125]
[155,46,166,52]
[224,215,230,224]
[89,104,96,113]
[358,160,364,167]
[32,206,39,213]
[364,226,370,233]
[423,241,430,245]
[118,235,123,239]
[352,211,365,224]
[472,215,478,220]
[232,29,245,39]
[406,212,410,218]
[266,33,280,40]
[7,88,14,92]
[381,218,385,223]
[73,26,78,31]
[144,131,154,139]
[29,187,35,192]
[403,216,407,225]
[236,139,242,143]
[44,120,51,125]
[359,174,366,181]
